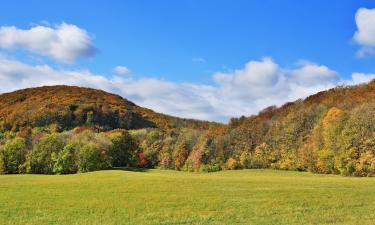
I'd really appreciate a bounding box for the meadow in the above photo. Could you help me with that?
[1,169,375,225]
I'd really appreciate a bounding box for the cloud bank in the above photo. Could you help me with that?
[0,23,96,63]
[0,56,373,122]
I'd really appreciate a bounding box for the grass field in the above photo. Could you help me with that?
[1,169,375,225]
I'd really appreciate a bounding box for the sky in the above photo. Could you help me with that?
[1,0,375,122]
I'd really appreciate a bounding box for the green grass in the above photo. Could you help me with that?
[1,169,375,225]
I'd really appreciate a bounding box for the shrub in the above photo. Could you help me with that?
[226,158,238,170]
[346,161,356,176]
[250,158,268,169]
[199,164,221,173]
[182,160,194,172]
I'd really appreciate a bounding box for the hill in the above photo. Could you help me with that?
[0,85,214,131]
[2,82,375,176]
[224,80,375,176]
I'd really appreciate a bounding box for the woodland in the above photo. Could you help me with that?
[2,82,375,177]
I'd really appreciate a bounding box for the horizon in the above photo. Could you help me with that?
[1,0,375,122]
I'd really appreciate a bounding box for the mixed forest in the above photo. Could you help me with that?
[2,82,375,176]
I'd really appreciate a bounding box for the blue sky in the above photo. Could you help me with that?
[1,1,375,122]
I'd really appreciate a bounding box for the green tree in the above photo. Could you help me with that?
[108,131,138,167]
[1,137,26,174]
[68,130,111,172]
[52,144,77,174]
[77,143,104,172]
[27,133,65,174]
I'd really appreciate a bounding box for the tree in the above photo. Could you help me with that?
[1,137,26,174]
[77,143,103,172]
[251,143,275,168]
[239,151,251,169]
[173,141,189,170]
[52,144,77,174]
[27,133,65,174]
[0,150,4,174]
[108,130,138,167]
[69,130,111,172]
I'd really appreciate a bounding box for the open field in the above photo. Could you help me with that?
[1,169,375,225]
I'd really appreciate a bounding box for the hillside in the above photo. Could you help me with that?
[0,85,213,131]
[2,82,375,176]
[224,79,375,176]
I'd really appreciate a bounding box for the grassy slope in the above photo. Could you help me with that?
[1,170,375,225]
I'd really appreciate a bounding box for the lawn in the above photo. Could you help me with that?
[1,169,375,225]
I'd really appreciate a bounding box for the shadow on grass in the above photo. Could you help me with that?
[111,167,151,172]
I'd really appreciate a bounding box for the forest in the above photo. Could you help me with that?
[2,82,375,176]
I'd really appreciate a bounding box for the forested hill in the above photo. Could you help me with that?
[0,85,214,131]
[224,79,375,176]
[2,82,375,177]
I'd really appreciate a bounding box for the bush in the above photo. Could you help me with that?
[226,158,238,170]
[182,160,194,172]
[250,158,268,169]
[344,161,356,176]
[199,164,221,173]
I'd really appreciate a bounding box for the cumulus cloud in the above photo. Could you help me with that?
[211,58,339,117]
[0,56,372,122]
[0,23,96,63]
[345,72,375,85]
[289,61,339,86]
[113,66,131,75]
[353,8,375,57]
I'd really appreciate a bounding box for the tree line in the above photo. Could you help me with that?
[2,83,375,176]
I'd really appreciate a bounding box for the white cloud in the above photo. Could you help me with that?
[353,8,375,57]
[211,58,339,117]
[345,72,375,85]
[289,61,338,86]
[0,23,96,63]
[0,56,372,122]
[113,66,131,75]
